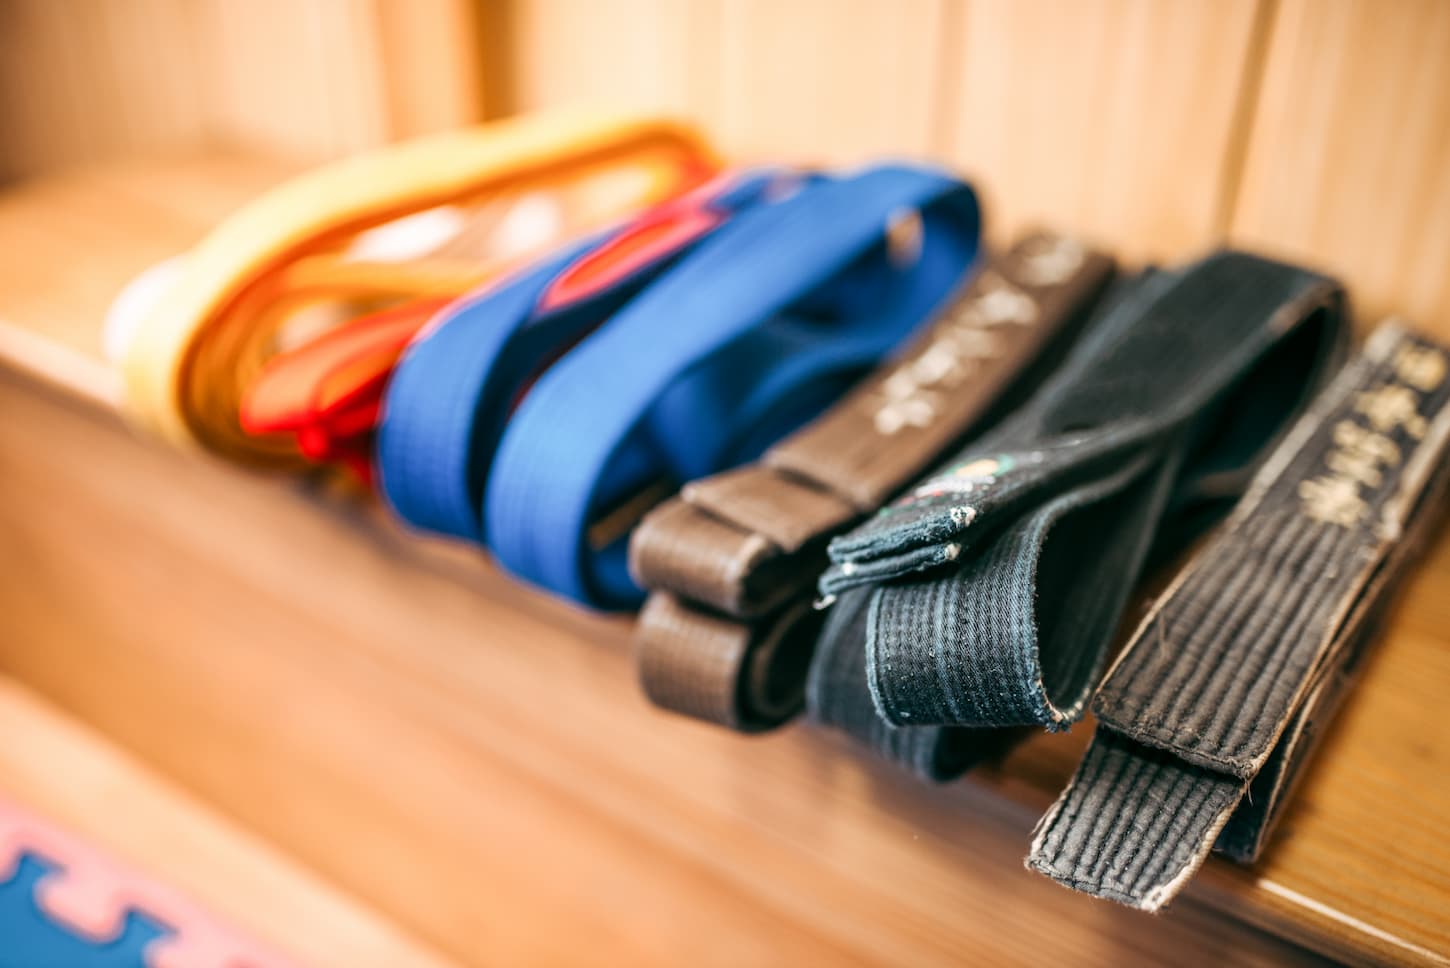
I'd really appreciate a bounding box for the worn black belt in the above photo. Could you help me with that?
[809,251,1350,778]
[629,234,1115,730]
[1028,323,1450,909]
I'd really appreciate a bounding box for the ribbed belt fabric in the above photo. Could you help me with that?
[379,168,795,545]
[384,163,982,609]
[493,165,983,608]
[1028,323,1450,910]
[809,251,1351,779]
[118,110,715,464]
[630,233,1116,730]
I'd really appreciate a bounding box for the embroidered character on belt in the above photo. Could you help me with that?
[1299,342,1447,526]
[869,236,1084,437]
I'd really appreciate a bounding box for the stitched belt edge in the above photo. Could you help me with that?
[1027,322,1450,910]
[631,233,1117,730]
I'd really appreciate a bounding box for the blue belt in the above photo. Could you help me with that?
[382,163,981,608]
[378,168,792,540]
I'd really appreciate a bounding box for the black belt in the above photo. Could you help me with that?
[629,234,1115,730]
[810,251,1350,778]
[1028,323,1450,909]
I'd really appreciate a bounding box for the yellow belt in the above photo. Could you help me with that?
[120,109,717,463]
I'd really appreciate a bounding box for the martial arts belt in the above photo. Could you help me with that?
[379,167,797,541]
[1028,323,1450,910]
[380,163,982,609]
[631,233,1116,731]
[117,110,716,466]
[239,295,456,482]
[809,251,1351,780]
[246,167,760,484]
[0,796,290,967]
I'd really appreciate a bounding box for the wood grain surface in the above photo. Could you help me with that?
[0,154,1446,965]
[0,0,204,180]
[1228,0,1450,333]
[502,0,1269,257]
[504,0,708,122]
[942,0,1268,260]
[0,0,484,179]
[0,674,457,966]
[0,369,1331,967]
[0,151,302,364]
[707,0,950,162]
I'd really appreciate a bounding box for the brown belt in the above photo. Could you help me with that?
[1027,323,1450,909]
[629,233,1116,730]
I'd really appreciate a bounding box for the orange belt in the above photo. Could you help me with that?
[240,297,454,481]
[240,172,744,484]
[116,109,717,466]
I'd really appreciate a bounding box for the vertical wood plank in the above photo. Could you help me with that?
[504,0,946,164]
[197,0,391,160]
[504,0,708,117]
[709,0,947,163]
[374,0,486,136]
[942,0,1267,260]
[1229,0,1450,335]
[0,0,207,180]
[199,0,484,157]
[0,0,476,174]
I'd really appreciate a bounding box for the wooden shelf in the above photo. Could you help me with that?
[0,153,1446,966]
[0,675,454,966]
[0,149,303,405]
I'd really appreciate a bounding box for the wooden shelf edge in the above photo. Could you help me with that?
[0,319,120,410]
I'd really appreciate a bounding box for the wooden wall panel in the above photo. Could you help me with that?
[504,0,708,118]
[199,0,485,156]
[1229,0,1450,336]
[197,0,391,160]
[502,0,946,164]
[708,0,947,163]
[0,0,485,180]
[0,0,206,181]
[499,0,1271,253]
[375,0,486,137]
[500,0,1450,329]
[942,0,1269,261]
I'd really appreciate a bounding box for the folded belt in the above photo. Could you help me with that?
[479,164,982,608]
[237,166,727,482]
[120,109,716,464]
[630,233,1115,730]
[1028,323,1450,910]
[810,251,1350,779]
[240,295,455,483]
[379,168,793,546]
